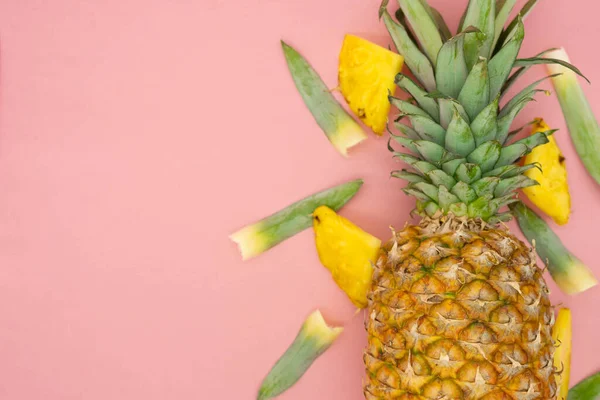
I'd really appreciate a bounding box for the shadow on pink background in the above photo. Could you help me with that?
[0,0,598,399]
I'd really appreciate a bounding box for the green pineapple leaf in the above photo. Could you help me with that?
[455,163,482,183]
[403,187,434,202]
[390,134,419,153]
[398,0,444,64]
[470,96,499,146]
[492,0,517,51]
[488,18,524,99]
[426,169,457,188]
[393,121,421,140]
[395,74,440,120]
[471,177,500,197]
[502,48,559,94]
[494,175,538,197]
[435,27,479,98]
[389,96,431,118]
[496,96,536,143]
[438,185,460,211]
[391,169,427,183]
[445,109,476,156]
[439,98,470,129]
[405,114,446,145]
[412,181,440,202]
[451,181,478,203]
[467,140,501,172]
[441,158,466,176]
[461,0,495,67]
[513,57,589,82]
[458,57,490,120]
[483,163,540,178]
[500,75,557,118]
[495,143,528,167]
[497,0,539,47]
[428,6,452,41]
[383,11,437,92]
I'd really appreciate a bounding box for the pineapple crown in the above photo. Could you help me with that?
[381,0,586,223]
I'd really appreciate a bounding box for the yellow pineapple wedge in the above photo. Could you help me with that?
[338,34,404,135]
[312,206,381,308]
[523,118,571,225]
[552,308,572,400]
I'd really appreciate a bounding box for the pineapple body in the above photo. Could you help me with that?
[364,220,556,399]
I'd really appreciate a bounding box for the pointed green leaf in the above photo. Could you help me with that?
[496,96,536,144]
[424,201,440,216]
[391,170,427,183]
[426,170,456,188]
[470,96,499,146]
[455,163,482,183]
[488,19,524,99]
[438,185,460,211]
[390,134,419,154]
[393,121,421,140]
[451,181,478,204]
[495,143,528,167]
[442,158,466,176]
[467,140,501,172]
[513,57,589,83]
[435,28,478,98]
[413,140,452,165]
[403,187,432,202]
[396,74,440,120]
[429,6,452,42]
[445,109,476,157]
[511,130,554,151]
[398,0,444,64]
[458,57,490,120]
[471,177,500,197]
[408,115,446,146]
[383,11,437,92]
[494,175,538,197]
[500,75,558,118]
[449,202,468,216]
[492,0,517,51]
[483,163,540,178]
[467,194,495,219]
[412,182,439,202]
[439,98,470,129]
[281,42,367,157]
[390,97,431,118]
[461,0,495,67]
[412,160,439,175]
[499,0,539,46]
[501,48,559,95]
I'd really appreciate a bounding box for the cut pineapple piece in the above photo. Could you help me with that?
[552,308,571,400]
[338,34,404,135]
[522,118,571,225]
[313,206,381,308]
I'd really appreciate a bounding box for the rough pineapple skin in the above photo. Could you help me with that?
[363,219,556,400]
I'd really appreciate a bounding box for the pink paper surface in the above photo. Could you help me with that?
[0,0,598,399]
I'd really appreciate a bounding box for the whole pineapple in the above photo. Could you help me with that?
[364,0,564,398]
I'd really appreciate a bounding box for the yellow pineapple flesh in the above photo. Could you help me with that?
[523,119,571,225]
[338,34,404,135]
[313,206,381,308]
[364,220,556,399]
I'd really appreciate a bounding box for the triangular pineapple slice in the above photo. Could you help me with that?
[552,308,571,400]
[313,206,381,308]
[338,34,404,135]
[522,118,571,225]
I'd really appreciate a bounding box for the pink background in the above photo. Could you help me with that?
[0,0,598,399]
